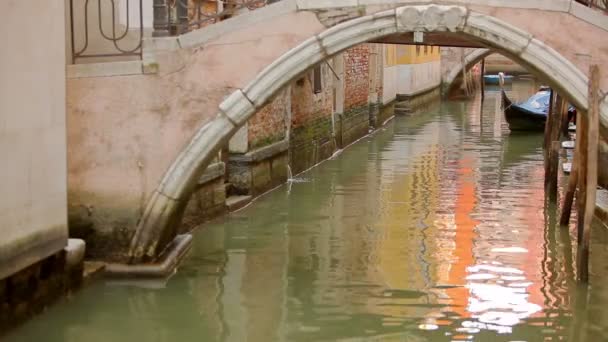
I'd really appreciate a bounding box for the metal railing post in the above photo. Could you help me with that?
[153,0,170,37]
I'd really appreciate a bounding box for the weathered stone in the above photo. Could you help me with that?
[219,90,256,126]
[67,61,143,79]
[271,153,290,184]
[64,239,86,271]
[252,161,272,195]
[230,139,289,163]
[68,205,94,239]
[198,162,226,185]
[226,195,253,211]
[229,124,249,154]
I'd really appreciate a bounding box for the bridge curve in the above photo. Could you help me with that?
[443,48,492,93]
[122,1,608,261]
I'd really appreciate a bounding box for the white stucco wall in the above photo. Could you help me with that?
[0,0,68,279]
[383,60,441,104]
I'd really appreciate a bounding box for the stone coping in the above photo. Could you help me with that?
[198,162,226,185]
[397,83,442,99]
[229,139,289,163]
[105,234,192,278]
[67,60,145,79]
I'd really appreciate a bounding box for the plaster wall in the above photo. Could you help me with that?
[67,10,326,259]
[0,0,68,279]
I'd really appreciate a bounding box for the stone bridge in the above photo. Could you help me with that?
[442,47,491,93]
[66,0,608,263]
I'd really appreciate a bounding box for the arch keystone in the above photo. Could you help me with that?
[396,5,466,32]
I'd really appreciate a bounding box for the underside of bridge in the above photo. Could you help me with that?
[119,2,608,263]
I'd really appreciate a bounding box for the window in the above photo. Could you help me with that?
[416,45,421,56]
[313,65,322,94]
[424,45,428,54]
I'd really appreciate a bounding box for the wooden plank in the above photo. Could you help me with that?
[577,64,600,283]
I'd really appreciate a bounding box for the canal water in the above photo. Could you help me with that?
[7,81,608,341]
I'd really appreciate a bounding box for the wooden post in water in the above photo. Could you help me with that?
[547,141,561,201]
[576,65,600,283]
[560,149,579,226]
[576,102,589,244]
[543,89,556,152]
[558,95,570,138]
[480,59,486,101]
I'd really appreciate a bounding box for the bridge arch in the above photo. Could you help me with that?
[129,4,608,262]
[443,48,492,94]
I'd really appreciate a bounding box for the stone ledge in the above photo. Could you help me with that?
[67,60,144,79]
[105,234,192,278]
[569,1,608,32]
[230,139,289,163]
[198,162,226,185]
[178,0,298,49]
[396,83,442,99]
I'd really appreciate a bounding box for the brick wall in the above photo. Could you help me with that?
[344,44,371,112]
[289,63,336,174]
[248,88,289,150]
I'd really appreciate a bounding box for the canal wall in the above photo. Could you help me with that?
[0,0,70,281]
[383,44,442,114]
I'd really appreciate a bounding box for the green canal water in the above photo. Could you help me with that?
[7,83,608,341]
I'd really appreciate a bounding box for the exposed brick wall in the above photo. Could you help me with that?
[248,88,289,149]
[289,63,335,173]
[344,44,371,112]
[290,65,333,129]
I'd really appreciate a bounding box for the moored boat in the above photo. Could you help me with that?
[484,74,513,85]
[499,73,576,132]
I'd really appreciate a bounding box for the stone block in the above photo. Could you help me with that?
[252,161,272,195]
[229,124,249,154]
[271,153,290,184]
[67,61,143,79]
[219,90,256,126]
[228,162,253,194]
[198,162,226,185]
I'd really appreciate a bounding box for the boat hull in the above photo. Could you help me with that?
[501,90,547,131]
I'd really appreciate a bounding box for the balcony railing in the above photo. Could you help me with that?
[69,0,274,63]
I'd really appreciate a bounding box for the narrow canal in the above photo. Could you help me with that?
[7,80,608,341]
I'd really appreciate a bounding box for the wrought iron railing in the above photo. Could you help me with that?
[69,0,276,63]
[69,0,144,62]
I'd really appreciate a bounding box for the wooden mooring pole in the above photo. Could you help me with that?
[544,89,562,201]
[480,59,486,101]
[560,149,579,226]
[576,64,600,283]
